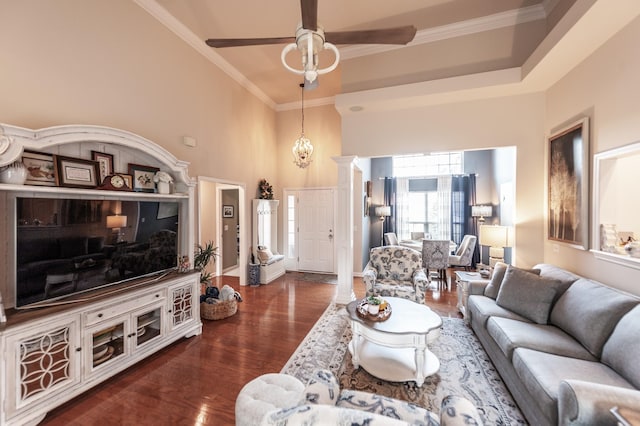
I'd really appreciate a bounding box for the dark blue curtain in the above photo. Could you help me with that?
[383,177,397,235]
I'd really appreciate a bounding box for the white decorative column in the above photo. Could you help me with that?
[332,156,357,305]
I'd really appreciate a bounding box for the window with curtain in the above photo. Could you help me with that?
[392,153,462,241]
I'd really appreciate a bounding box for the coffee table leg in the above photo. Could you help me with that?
[351,325,361,369]
[415,346,426,387]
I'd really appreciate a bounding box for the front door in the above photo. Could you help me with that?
[297,189,335,273]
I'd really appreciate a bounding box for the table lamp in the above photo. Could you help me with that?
[479,225,513,267]
[107,214,127,243]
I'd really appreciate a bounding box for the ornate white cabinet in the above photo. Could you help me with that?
[0,124,201,425]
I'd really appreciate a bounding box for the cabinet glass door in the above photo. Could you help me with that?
[91,322,125,369]
[135,306,162,347]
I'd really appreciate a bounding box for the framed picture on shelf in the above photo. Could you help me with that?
[91,151,114,184]
[54,155,100,188]
[128,163,159,192]
[121,174,133,190]
[223,205,234,218]
[21,150,56,186]
[548,116,590,250]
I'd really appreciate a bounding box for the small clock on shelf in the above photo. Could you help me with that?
[98,174,132,191]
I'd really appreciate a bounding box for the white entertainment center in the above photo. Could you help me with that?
[0,124,202,425]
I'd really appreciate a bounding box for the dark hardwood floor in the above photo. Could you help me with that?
[42,270,462,426]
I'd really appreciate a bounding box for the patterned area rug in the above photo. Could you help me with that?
[281,304,526,425]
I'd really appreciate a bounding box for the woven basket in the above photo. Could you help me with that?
[201,299,237,320]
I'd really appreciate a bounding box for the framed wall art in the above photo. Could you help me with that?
[21,150,56,186]
[548,117,590,249]
[128,163,159,193]
[91,151,114,184]
[54,155,100,188]
[223,205,234,218]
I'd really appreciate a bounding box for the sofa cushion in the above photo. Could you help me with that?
[513,348,635,426]
[484,263,541,299]
[601,305,640,389]
[17,238,60,265]
[534,263,580,285]
[487,317,596,361]
[550,278,638,358]
[496,266,561,324]
[467,295,530,328]
[59,236,89,258]
[337,390,438,424]
[262,404,409,425]
[533,263,580,303]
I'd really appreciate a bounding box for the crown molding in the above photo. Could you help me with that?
[275,96,336,112]
[133,0,276,109]
[340,4,547,60]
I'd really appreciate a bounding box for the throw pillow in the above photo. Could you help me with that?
[256,247,273,263]
[483,262,508,299]
[484,263,541,299]
[496,266,561,324]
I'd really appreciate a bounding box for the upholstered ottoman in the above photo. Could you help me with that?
[235,373,304,426]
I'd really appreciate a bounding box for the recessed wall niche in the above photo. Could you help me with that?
[592,141,640,269]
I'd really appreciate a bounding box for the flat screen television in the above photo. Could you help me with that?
[15,197,180,308]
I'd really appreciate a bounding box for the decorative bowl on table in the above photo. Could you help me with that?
[356,297,392,322]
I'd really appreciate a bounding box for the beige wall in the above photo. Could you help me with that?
[544,15,640,294]
[0,0,277,257]
[341,93,546,268]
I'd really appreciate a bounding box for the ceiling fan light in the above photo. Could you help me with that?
[304,70,318,83]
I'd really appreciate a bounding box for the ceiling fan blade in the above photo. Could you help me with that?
[325,25,417,45]
[300,0,318,31]
[206,37,295,48]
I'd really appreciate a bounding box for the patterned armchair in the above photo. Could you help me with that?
[111,229,177,278]
[362,246,428,304]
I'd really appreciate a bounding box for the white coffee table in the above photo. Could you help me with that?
[346,297,442,386]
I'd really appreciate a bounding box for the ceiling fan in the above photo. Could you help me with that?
[205,0,417,85]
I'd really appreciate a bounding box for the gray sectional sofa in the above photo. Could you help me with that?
[466,263,640,425]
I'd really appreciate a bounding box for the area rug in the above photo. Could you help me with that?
[294,272,338,285]
[281,304,526,425]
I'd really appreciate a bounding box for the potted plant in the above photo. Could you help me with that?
[194,241,218,287]
[367,295,382,315]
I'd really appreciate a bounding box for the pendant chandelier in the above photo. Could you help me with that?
[292,83,314,169]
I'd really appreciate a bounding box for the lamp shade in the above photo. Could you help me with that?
[106,215,127,229]
[471,205,492,218]
[479,225,513,248]
[374,206,391,217]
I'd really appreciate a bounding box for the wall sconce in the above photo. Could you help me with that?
[106,214,127,243]
[471,205,492,224]
[479,225,513,267]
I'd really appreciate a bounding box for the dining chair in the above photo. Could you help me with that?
[421,239,450,290]
[448,235,477,271]
[383,232,399,245]
[410,231,425,240]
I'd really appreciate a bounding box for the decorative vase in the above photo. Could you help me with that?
[368,303,380,315]
[156,181,170,194]
[0,161,28,185]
